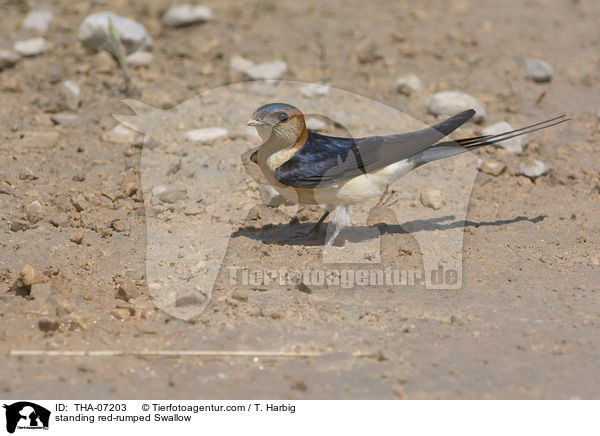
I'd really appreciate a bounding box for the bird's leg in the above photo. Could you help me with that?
[308,209,330,234]
[324,205,350,247]
[376,184,390,207]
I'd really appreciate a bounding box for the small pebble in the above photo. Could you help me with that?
[78,11,153,54]
[51,113,83,126]
[520,159,548,179]
[425,91,485,123]
[19,264,44,287]
[300,83,330,98]
[230,56,287,81]
[116,278,139,301]
[161,4,214,27]
[126,51,154,67]
[420,187,444,210]
[229,55,254,72]
[38,317,60,332]
[11,220,30,232]
[71,193,90,212]
[483,121,524,153]
[49,213,69,227]
[526,58,553,83]
[394,74,421,96]
[0,50,20,70]
[61,80,80,111]
[14,37,47,57]
[356,39,380,64]
[70,232,84,244]
[152,186,187,203]
[480,160,506,176]
[22,10,53,33]
[102,125,142,144]
[26,200,44,223]
[185,127,228,143]
[245,60,287,81]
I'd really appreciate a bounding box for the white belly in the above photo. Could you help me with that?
[258,145,415,206]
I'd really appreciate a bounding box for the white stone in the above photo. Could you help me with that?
[483,121,524,153]
[245,60,287,81]
[480,159,506,176]
[22,10,53,33]
[126,51,154,67]
[14,37,47,57]
[425,91,485,123]
[162,5,214,27]
[0,50,19,70]
[526,58,553,83]
[61,80,80,111]
[394,74,421,95]
[229,56,286,81]
[306,117,327,131]
[101,125,142,144]
[152,186,186,203]
[520,159,548,179]
[78,12,153,54]
[185,127,228,143]
[300,83,330,97]
[229,55,254,72]
[420,187,444,210]
[51,113,83,126]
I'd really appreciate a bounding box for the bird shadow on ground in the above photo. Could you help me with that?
[231,214,548,246]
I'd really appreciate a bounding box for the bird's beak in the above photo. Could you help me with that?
[247,119,267,127]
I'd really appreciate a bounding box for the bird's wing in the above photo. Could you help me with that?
[275,109,475,188]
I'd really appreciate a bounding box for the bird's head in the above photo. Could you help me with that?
[247,103,307,148]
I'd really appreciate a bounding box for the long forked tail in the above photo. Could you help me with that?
[413,114,570,165]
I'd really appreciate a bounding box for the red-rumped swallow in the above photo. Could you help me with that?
[247,103,568,246]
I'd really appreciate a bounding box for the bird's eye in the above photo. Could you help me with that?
[278,112,289,122]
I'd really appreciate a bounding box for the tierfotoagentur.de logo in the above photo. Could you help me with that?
[3,402,50,434]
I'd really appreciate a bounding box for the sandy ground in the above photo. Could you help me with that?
[1,0,599,399]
